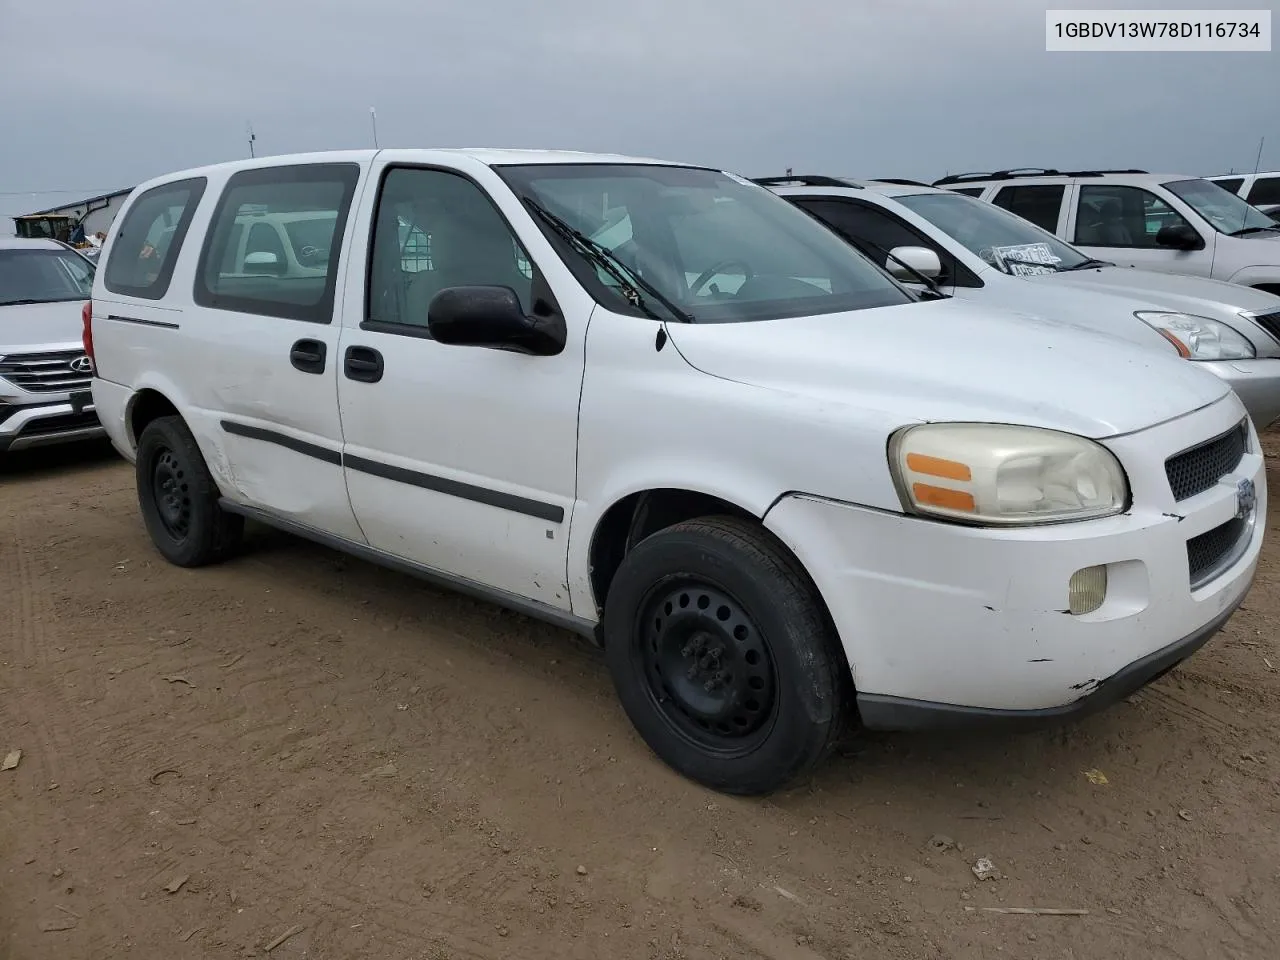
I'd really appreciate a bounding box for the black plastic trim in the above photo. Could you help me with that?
[217,420,565,523]
[217,500,596,638]
[856,586,1249,732]
[104,313,180,330]
[344,453,564,523]
[219,419,341,465]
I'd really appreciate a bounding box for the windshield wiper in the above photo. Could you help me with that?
[1227,225,1280,238]
[1000,256,1064,274]
[0,298,47,306]
[522,197,693,323]
[1062,257,1114,271]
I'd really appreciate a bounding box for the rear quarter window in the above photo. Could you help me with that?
[102,178,207,300]
[194,163,360,324]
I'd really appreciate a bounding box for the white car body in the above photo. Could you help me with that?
[87,149,1264,792]
[762,177,1280,427]
[934,171,1280,294]
[1208,171,1280,210]
[0,237,104,453]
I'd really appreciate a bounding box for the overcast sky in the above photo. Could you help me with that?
[0,0,1275,231]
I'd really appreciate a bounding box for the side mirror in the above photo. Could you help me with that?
[1155,223,1203,251]
[427,285,565,356]
[886,245,943,281]
[243,250,284,274]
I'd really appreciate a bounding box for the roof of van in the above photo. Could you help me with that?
[0,236,66,251]
[131,148,699,190]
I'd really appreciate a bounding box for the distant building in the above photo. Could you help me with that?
[18,187,134,239]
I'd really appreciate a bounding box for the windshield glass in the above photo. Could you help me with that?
[1164,178,1278,234]
[895,191,1089,274]
[496,164,913,322]
[0,247,96,306]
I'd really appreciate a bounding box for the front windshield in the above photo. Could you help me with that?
[0,247,96,306]
[496,163,913,322]
[1164,178,1278,235]
[895,191,1090,274]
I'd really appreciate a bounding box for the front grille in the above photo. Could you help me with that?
[1187,516,1248,587]
[1165,420,1247,502]
[1249,308,1280,344]
[0,350,92,394]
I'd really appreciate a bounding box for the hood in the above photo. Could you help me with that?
[1033,265,1280,316]
[972,276,1178,352]
[0,300,87,352]
[666,298,1230,440]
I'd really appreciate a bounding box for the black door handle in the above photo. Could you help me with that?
[344,345,384,383]
[290,338,327,374]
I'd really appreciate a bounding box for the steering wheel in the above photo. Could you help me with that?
[297,244,327,267]
[690,259,753,296]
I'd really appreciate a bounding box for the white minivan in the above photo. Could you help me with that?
[87,150,1264,795]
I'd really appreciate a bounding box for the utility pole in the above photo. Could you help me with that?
[247,122,256,158]
[370,107,379,148]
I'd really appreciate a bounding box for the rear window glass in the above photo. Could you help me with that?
[102,179,206,299]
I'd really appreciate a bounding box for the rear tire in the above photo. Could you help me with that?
[602,515,851,795]
[135,415,243,567]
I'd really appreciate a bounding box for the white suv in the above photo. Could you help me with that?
[1209,171,1280,211]
[934,169,1280,294]
[1,237,105,453]
[759,175,1280,427]
[88,149,1263,794]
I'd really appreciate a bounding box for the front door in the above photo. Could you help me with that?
[1069,183,1214,276]
[336,163,584,610]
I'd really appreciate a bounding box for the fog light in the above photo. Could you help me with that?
[1068,565,1107,615]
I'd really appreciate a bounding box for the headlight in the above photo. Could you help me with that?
[1134,311,1254,360]
[889,423,1129,525]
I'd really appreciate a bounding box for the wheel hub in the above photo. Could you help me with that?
[642,584,776,744]
[152,450,191,538]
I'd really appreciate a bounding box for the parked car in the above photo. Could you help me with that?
[1258,203,1280,224]
[931,169,1280,295]
[0,237,105,453]
[1208,171,1280,210]
[757,175,1280,427]
[87,150,1263,794]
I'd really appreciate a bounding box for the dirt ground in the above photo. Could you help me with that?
[2,437,1278,960]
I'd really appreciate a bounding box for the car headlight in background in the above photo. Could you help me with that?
[1134,311,1254,360]
[889,423,1129,525]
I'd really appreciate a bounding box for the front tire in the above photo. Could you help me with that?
[135,415,243,567]
[603,515,851,795]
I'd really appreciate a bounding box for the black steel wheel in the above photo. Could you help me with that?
[151,448,193,540]
[135,415,243,567]
[639,580,778,755]
[604,515,852,795]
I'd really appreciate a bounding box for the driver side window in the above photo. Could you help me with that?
[366,167,535,331]
[1074,185,1195,249]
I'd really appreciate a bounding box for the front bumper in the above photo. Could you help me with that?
[0,390,105,453]
[763,395,1264,721]
[1199,358,1280,429]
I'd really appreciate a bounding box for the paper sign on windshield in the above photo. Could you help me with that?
[987,242,1061,276]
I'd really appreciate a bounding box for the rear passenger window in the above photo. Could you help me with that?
[1247,176,1280,206]
[1215,177,1245,197]
[991,185,1065,232]
[103,178,206,300]
[195,163,360,323]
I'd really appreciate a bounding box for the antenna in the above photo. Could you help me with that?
[370,107,379,148]
[247,122,256,159]
[1252,136,1266,178]
[785,166,792,178]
